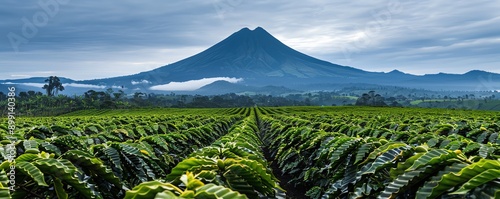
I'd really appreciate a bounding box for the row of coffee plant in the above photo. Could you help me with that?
[125,112,284,198]
[257,106,499,198]
[0,108,245,198]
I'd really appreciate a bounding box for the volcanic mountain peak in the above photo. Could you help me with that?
[213,26,287,53]
[144,26,366,84]
[73,27,500,92]
[3,27,500,93]
[233,26,270,34]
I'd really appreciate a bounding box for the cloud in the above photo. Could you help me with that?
[1,82,45,87]
[150,77,243,91]
[65,83,106,89]
[111,85,125,89]
[131,80,151,85]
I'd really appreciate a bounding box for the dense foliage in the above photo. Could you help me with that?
[0,107,498,198]
[258,107,500,198]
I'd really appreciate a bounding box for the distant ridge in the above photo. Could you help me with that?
[1,27,499,93]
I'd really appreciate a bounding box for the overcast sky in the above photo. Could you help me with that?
[1,0,499,80]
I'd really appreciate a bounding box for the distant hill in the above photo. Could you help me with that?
[1,27,499,94]
[196,80,298,95]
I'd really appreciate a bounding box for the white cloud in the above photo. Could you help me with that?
[4,83,45,87]
[10,75,31,78]
[149,77,243,91]
[111,85,126,89]
[131,80,151,85]
[65,83,106,89]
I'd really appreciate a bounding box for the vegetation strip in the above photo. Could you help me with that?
[0,106,499,198]
[126,111,284,198]
[0,108,242,198]
[258,106,500,198]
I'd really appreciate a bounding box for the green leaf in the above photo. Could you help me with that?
[153,191,181,199]
[54,177,68,199]
[33,158,102,199]
[478,144,495,158]
[15,162,48,186]
[450,169,500,195]
[0,170,12,199]
[124,181,181,199]
[390,153,425,178]
[0,187,11,199]
[180,172,204,191]
[354,142,374,164]
[15,154,39,162]
[103,145,123,178]
[363,147,408,175]
[416,159,500,199]
[378,165,435,199]
[329,138,362,168]
[361,142,408,165]
[195,184,248,199]
[407,149,460,171]
[166,157,217,182]
[224,158,280,197]
[469,180,500,199]
[62,150,122,187]
[23,139,39,150]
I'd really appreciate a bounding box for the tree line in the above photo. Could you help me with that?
[2,76,498,116]
[0,88,309,116]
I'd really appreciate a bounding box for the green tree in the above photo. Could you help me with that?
[355,91,386,106]
[42,76,65,96]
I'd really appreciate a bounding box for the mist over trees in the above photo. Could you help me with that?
[1,77,499,117]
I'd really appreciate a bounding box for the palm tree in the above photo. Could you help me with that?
[42,76,65,96]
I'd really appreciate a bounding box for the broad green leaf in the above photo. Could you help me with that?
[124,181,181,199]
[15,162,48,186]
[33,158,102,199]
[363,147,408,175]
[378,165,434,199]
[166,157,217,182]
[195,184,248,199]
[407,149,460,171]
[361,142,408,165]
[15,153,39,162]
[62,150,122,187]
[0,170,12,199]
[54,177,68,199]
[451,169,500,195]
[416,159,500,199]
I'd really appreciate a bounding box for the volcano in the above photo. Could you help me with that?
[145,27,367,80]
[3,27,499,93]
[80,27,377,89]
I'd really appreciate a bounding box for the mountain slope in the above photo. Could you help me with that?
[2,27,499,93]
[80,27,372,87]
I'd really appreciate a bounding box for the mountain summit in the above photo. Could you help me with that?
[2,27,500,93]
[71,27,500,92]
[157,27,365,79]
[86,27,370,88]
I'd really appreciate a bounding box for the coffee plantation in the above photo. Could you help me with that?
[0,107,498,198]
